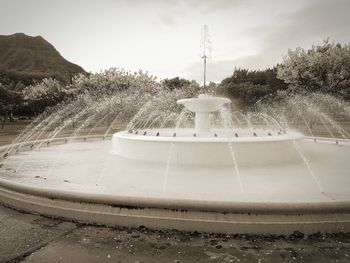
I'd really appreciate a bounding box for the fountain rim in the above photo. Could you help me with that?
[1,136,350,234]
[0,177,350,214]
[114,129,303,143]
[1,136,350,212]
[0,136,349,214]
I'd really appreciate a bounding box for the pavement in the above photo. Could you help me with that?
[0,205,350,263]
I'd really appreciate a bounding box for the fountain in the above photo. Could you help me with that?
[112,95,303,166]
[0,94,349,235]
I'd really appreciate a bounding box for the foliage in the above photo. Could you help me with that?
[14,69,202,136]
[0,82,22,117]
[0,70,36,91]
[277,39,350,97]
[162,77,197,91]
[19,68,162,116]
[205,81,219,95]
[63,69,201,124]
[218,67,288,106]
[22,78,69,115]
[70,68,161,96]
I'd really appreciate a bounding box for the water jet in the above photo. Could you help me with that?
[0,95,349,235]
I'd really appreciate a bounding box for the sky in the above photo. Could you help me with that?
[1,0,350,83]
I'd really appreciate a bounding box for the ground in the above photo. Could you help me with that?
[1,121,350,263]
[1,205,350,263]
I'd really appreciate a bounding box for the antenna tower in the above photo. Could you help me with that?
[201,25,211,89]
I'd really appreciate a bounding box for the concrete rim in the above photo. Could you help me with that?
[0,175,349,215]
[0,185,349,235]
[1,135,350,234]
[1,136,350,214]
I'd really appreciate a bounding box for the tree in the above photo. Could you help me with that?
[205,81,218,95]
[22,78,68,115]
[71,68,161,97]
[218,67,288,106]
[277,39,350,97]
[0,83,22,128]
[162,77,197,91]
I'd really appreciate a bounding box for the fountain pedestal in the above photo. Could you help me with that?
[177,95,231,133]
[195,112,211,132]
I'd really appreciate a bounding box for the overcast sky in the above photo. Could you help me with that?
[1,0,350,83]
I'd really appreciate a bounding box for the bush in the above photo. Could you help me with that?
[277,39,350,97]
[218,68,287,106]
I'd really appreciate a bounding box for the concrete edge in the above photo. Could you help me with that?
[0,178,349,215]
[0,185,349,235]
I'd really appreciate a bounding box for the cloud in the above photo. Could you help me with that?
[3,0,349,83]
[183,55,271,83]
[121,0,244,27]
[243,0,350,66]
[287,0,350,38]
[187,0,350,83]
[184,0,244,14]
[160,14,177,26]
[91,0,350,82]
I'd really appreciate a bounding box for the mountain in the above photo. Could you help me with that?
[0,33,85,86]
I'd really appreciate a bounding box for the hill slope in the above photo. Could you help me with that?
[0,33,85,86]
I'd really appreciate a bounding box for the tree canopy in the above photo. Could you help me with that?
[277,40,350,97]
[218,67,288,105]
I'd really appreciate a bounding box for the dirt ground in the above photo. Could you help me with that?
[0,121,350,263]
[0,205,350,263]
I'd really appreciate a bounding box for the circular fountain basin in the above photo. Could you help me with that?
[0,136,349,234]
[111,129,303,166]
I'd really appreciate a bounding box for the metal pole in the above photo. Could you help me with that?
[203,55,206,89]
[202,25,208,90]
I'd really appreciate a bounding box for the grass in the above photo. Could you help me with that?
[0,120,32,146]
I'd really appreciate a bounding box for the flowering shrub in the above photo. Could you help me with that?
[277,40,350,96]
[69,68,161,96]
[21,68,203,132]
[22,78,69,114]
